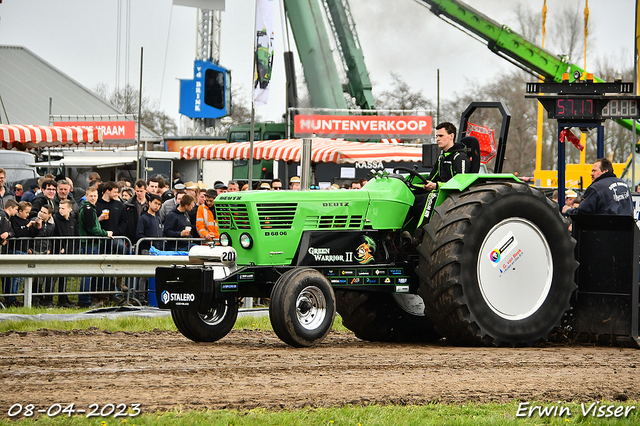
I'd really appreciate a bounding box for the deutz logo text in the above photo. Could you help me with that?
[323,202,349,207]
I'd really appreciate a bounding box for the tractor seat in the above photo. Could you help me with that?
[460,136,481,173]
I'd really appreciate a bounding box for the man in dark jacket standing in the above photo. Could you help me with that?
[8,201,39,306]
[34,205,56,307]
[53,200,78,307]
[124,179,149,245]
[78,186,112,308]
[54,200,79,254]
[133,193,163,303]
[562,158,633,216]
[96,181,128,254]
[95,181,129,301]
[1,199,18,306]
[136,194,163,252]
[0,199,17,250]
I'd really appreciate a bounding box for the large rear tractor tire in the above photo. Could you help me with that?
[416,181,577,346]
[335,290,441,342]
[270,268,336,347]
[171,298,239,343]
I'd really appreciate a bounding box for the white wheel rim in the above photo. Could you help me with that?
[296,285,327,330]
[198,301,229,325]
[477,217,553,320]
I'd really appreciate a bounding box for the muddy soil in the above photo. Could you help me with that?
[1,329,638,417]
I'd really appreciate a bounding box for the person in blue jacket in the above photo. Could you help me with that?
[163,194,195,251]
[562,158,633,216]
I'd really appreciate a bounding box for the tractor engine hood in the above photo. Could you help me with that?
[213,175,414,266]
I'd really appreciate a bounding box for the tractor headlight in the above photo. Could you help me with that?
[239,232,253,249]
[219,233,231,247]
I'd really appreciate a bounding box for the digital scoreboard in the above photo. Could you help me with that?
[554,98,594,118]
[525,80,640,121]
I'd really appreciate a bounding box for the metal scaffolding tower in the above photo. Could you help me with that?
[193,8,223,134]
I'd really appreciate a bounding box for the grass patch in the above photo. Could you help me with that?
[0,315,178,333]
[0,402,638,425]
[0,307,348,333]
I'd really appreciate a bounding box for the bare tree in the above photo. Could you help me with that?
[375,73,433,112]
[514,3,542,43]
[547,3,589,65]
[93,84,178,137]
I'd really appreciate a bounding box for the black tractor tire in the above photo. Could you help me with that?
[335,290,441,343]
[416,181,577,346]
[269,268,336,348]
[171,298,239,343]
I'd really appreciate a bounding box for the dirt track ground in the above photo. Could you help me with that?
[1,328,639,416]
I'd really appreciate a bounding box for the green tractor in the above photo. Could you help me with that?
[155,102,589,347]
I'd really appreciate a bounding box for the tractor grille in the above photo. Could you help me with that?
[216,203,251,230]
[305,215,363,229]
[256,203,297,229]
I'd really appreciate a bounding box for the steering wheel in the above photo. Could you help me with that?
[393,166,429,188]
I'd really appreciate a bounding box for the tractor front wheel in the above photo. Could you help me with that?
[270,268,336,347]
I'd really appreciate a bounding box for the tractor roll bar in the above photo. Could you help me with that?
[458,101,511,174]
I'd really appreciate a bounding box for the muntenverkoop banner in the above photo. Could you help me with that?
[294,115,432,138]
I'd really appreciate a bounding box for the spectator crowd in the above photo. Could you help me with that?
[1,168,368,309]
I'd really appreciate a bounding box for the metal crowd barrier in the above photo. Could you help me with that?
[0,236,197,308]
[3,236,132,255]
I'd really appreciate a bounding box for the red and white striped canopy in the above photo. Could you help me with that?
[180,138,422,164]
[0,124,103,150]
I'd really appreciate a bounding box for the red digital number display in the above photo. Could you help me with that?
[555,98,594,118]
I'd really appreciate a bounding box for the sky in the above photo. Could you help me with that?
[0,0,635,132]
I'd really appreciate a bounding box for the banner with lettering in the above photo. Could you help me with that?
[294,115,432,138]
[54,121,136,144]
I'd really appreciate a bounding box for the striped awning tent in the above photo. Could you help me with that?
[0,124,103,150]
[180,138,422,164]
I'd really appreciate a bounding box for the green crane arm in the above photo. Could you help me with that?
[283,0,348,110]
[419,0,586,82]
[418,0,639,134]
[324,0,376,110]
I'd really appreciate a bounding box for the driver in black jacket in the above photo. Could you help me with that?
[562,158,633,216]
[408,122,470,224]
[423,122,470,191]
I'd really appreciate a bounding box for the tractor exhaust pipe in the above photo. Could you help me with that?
[301,138,312,190]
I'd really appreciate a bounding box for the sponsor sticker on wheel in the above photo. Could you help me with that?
[489,231,518,268]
